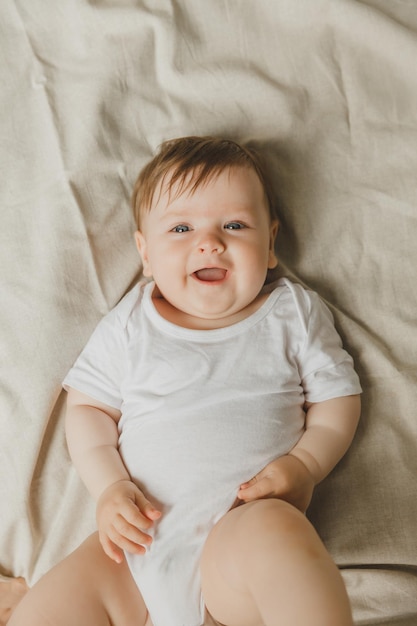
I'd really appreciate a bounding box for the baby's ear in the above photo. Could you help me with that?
[268,220,279,269]
[134,231,152,277]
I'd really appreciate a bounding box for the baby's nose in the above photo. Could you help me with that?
[197,233,225,254]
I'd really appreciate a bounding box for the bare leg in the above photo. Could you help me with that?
[201,499,353,626]
[8,533,150,626]
[0,577,28,626]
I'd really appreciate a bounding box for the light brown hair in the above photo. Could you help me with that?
[131,136,277,228]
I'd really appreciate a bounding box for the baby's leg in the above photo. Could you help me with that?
[0,577,28,626]
[8,533,150,626]
[201,499,353,626]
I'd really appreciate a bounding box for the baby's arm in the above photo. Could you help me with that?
[65,388,161,563]
[238,394,361,512]
[289,394,361,484]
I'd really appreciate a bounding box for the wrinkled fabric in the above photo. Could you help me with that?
[1,2,417,624]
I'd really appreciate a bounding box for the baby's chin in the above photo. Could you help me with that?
[152,282,263,330]
[176,299,265,331]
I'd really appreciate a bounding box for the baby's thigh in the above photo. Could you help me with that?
[200,499,319,626]
[8,533,149,626]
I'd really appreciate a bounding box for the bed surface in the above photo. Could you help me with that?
[1,1,417,624]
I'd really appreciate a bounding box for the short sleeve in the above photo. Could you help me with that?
[63,307,127,409]
[296,290,362,403]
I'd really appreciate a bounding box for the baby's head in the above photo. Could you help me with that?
[132,136,278,229]
[132,136,279,329]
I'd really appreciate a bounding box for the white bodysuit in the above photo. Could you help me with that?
[63,278,361,626]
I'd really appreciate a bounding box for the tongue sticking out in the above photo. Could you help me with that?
[195,268,227,282]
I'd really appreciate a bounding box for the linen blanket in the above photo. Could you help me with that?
[1,2,417,624]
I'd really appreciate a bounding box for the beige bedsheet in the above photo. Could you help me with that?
[1,1,417,624]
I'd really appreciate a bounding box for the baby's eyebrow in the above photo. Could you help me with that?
[160,209,190,221]
[163,203,254,216]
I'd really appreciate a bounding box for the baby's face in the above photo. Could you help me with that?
[135,166,278,329]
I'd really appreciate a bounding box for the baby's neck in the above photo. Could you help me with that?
[152,289,269,331]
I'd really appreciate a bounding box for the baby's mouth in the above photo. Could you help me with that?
[193,268,227,282]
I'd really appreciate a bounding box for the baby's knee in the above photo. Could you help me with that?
[201,500,322,610]
[238,499,308,535]
[231,498,324,562]
[203,498,323,576]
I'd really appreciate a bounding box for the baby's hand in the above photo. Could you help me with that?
[237,455,315,513]
[96,480,161,564]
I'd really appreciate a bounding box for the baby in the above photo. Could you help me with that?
[9,136,361,626]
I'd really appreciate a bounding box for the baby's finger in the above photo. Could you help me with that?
[99,532,125,564]
[122,501,153,529]
[113,513,154,546]
[107,520,150,555]
[135,491,162,522]
[238,476,273,502]
[120,498,160,533]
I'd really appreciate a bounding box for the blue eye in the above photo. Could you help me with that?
[225,222,245,230]
[172,224,190,233]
